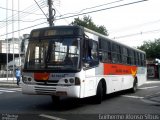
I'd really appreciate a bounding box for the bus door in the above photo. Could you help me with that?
[84,68,97,97]
[83,39,99,97]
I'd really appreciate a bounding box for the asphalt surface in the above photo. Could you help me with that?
[0,79,160,120]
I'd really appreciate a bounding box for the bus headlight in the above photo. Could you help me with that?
[22,76,33,84]
[28,77,32,81]
[62,77,80,86]
[22,77,27,83]
[64,79,68,83]
[69,78,74,83]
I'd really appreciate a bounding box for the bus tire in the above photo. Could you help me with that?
[94,81,103,104]
[131,78,138,93]
[51,95,60,104]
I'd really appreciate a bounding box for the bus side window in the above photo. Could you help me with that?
[91,41,98,60]
[84,39,99,68]
[98,38,112,63]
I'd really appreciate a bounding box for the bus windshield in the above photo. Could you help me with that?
[25,38,80,70]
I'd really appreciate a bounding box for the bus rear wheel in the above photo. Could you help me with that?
[130,79,138,93]
[94,81,103,104]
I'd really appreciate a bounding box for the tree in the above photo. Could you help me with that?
[71,16,108,36]
[137,38,160,59]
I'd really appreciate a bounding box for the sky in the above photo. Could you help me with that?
[0,0,160,47]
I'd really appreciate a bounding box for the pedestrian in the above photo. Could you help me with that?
[15,68,21,86]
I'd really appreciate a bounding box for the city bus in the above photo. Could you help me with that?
[22,25,147,104]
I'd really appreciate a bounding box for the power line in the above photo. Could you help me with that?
[0,0,45,21]
[0,6,43,15]
[0,0,147,29]
[1,0,124,25]
[112,28,160,39]
[0,0,149,37]
[34,0,48,19]
[0,18,46,23]
[0,0,46,29]
[53,5,70,25]
[55,0,148,20]
[57,0,126,17]
[110,19,160,34]
[0,21,47,38]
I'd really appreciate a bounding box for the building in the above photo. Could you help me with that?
[0,38,21,70]
[0,34,29,71]
[147,59,160,79]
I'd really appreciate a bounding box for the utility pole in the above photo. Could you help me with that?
[48,0,55,27]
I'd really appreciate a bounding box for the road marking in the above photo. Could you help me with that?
[40,114,66,120]
[0,90,14,92]
[0,88,21,94]
[9,88,22,91]
[145,81,160,84]
[138,86,159,90]
[0,88,21,91]
[141,99,160,105]
[122,95,144,99]
[145,91,160,97]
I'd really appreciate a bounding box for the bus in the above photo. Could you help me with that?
[22,25,147,104]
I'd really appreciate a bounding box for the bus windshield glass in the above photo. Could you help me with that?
[25,38,80,70]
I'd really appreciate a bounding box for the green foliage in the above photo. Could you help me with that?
[71,16,108,36]
[137,38,160,59]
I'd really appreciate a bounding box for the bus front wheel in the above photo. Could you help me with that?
[94,81,103,104]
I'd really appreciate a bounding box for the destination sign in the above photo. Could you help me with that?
[30,27,80,38]
[31,31,40,37]
[44,29,74,36]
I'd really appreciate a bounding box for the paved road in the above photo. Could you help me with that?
[0,81,160,120]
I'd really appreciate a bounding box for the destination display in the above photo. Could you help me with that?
[44,29,74,36]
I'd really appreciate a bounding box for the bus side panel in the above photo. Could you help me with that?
[103,63,139,93]
[121,75,134,90]
[137,67,147,86]
[95,63,112,94]
[83,63,105,98]
[84,68,97,97]
[104,76,112,94]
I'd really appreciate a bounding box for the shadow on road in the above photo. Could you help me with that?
[35,89,134,112]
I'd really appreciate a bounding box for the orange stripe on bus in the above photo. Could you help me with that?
[104,63,137,77]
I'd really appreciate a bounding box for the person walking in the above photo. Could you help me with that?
[15,68,21,86]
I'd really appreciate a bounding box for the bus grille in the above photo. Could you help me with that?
[35,86,56,95]
[35,80,59,86]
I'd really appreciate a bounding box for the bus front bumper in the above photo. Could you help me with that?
[22,84,81,98]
